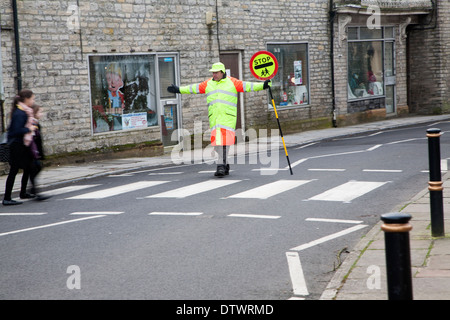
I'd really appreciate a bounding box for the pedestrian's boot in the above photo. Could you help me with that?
[2,199,23,206]
[214,165,226,177]
[225,164,230,175]
[35,194,51,201]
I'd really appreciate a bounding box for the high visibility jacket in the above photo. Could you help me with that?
[180,76,265,146]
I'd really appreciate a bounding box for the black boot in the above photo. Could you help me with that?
[3,199,23,206]
[20,192,36,199]
[225,164,230,175]
[214,165,226,177]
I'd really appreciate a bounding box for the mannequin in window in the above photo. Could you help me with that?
[349,73,359,94]
[367,71,383,95]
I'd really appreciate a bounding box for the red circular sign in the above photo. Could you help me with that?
[249,51,278,80]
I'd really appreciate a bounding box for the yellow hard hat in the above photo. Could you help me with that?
[209,62,226,73]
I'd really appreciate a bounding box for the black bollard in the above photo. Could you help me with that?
[381,212,413,300]
[426,128,445,237]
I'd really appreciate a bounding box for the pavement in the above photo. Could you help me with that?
[1,114,450,300]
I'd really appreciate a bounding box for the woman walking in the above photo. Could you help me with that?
[2,89,36,205]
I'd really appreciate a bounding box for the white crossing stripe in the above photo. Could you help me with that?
[147,180,240,198]
[67,181,169,199]
[45,185,100,196]
[228,180,313,199]
[307,181,389,203]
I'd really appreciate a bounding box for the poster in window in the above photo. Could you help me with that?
[164,106,174,130]
[89,55,157,133]
[122,112,148,130]
[294,60,302,85]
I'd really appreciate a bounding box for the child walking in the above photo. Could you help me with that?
[26,104,50,201]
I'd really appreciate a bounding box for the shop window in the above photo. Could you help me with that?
[348,41,384,99]
[88,54,157,133]
[267,43,309,108]
[347,27,394,101]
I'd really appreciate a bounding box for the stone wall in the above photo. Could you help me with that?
[408,0,450,114]
[0,0,333,158]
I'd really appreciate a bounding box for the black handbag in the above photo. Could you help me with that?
[0,132,9,163]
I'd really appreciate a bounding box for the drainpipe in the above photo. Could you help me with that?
[329,0,337,127]
[12,0,22,91]
[0,13,5,132]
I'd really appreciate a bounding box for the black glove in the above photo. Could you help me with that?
[167,84,180,94]
[263,79,271,90]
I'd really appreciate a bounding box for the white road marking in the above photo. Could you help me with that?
[366,144,382,151]
[289,224,368,251]
[305,218,363,224]
[148,172,183,175]
[251,168,289,172]
[70,211,123,215]
[283,143,388,171]
[307,181,389,203]
[228,180,312,199]
[285,158,308,169]
[149,212,203,216]
[308,168,345,172]
[386,138,425,145]
[147,180,240,198]
[294,142,317,150]
[363,169,402,173]
[441,159,448,171]
[67,181,169,199]
[0,212,47,216]
[227,214,281,219]
[286,252,309,296]
[0,215,105,237]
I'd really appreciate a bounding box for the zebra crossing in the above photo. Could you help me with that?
[39,177,391,203]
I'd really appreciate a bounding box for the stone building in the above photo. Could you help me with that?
[0,0,448,164]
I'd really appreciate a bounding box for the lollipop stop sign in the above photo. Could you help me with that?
[249,51,278,80]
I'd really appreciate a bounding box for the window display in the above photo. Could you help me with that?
[348,41,384,99]
[88,54,157,133]
[267,43,309,108]
[347,27,395,101]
